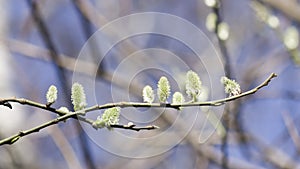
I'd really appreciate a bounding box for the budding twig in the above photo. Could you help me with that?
[0,73,277,146]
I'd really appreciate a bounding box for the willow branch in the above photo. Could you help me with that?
[84,73,277,111]
[0,72,277,116]
[0,73,277,146]
[0,98,93,125]
[0,111,83,146]
[109,124,159,132]
[0,111,158,146]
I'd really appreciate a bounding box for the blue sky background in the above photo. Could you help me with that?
[1,0,300,169]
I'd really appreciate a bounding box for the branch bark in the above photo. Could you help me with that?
[0,73,277,146]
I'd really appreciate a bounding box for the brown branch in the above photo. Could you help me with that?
[109,124,159,132]
[0,97,93,125]
[0,111,83,146]
[0,110,158,146]
[245,132,300,169]
[72,0,107,28]
[259,0,300,23]
[0,72,277,119]
[0,73,277,146]
[80,72,277,112]
[281,111,300,154]
[47,125,83,169]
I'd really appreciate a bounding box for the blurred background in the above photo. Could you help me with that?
[0,0,300,169]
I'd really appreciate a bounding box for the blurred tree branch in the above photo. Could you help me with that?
[259,0,300,23]
[281,111,300,154]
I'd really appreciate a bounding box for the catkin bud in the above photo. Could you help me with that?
[186,71,202,102]
[157,76,171,103]
[71,83,87,111]
[220,76,241,96]
[172,92,185,104]
[143,85,155,103]
[93,107,121,130]
[46,85,57,105]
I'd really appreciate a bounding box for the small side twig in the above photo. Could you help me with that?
[110,124,160,132]
[0,111,157,146]
[0,111,83,146]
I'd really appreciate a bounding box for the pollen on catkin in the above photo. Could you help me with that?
[93,107,121,130]
[143,85,155,103]
[157,76,171,103]
[71,83,87,111]
[46,85,58,105]
[172,92,185,104]
[186,70,202,102]
[220,76,241,96]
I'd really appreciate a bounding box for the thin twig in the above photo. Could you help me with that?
[0,97,94,125]
[109,124,159,132]
[0,111,82,146]
[281,111,300,154]
[86,72,276,110]
[0,73,277,146]
[0,72,277,115]
[0,110,157,146]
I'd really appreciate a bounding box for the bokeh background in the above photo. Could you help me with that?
[0,0,300,169]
